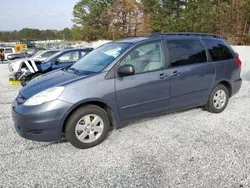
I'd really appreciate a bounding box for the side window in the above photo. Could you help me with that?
[81,51,86,57]
[41,51,58,58]
[167,40,207,67]
[58,51,79,63]
[5,49,13,53]
[202,39,234,61]
[120,42,164,74]
[72,51,79,61]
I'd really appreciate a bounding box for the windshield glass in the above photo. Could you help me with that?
[44,51,62,62]
[32,51,44,57]
[71,43,129,73]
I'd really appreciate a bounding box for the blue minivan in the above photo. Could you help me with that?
[12,33,242,149]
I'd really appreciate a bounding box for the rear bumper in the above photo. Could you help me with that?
[12,99,72,142]
[231,78,242,97]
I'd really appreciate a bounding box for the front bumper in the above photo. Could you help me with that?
[12,99,72,142]
[9,69,30,81]
[8,63,19,80]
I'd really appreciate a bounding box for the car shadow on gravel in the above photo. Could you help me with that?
[25,137,69,151]
[117,106,201,130]
[241,71,250,81]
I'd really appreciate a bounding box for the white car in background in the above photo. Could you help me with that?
[0,47,15,61]
[8,50,59,74]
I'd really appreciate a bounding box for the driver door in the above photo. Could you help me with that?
[52,51,79,70]
[115,41,171,121]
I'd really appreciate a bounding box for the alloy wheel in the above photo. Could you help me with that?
[213,89,227,110]
[75,114,104,143]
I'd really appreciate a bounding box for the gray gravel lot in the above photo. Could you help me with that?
[0,63,250,188]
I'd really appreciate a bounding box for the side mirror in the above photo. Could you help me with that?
[54,59,60,64]
[118,64,135,77]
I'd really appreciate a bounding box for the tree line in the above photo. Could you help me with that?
[1,0,250,44]
[72,0,250,44]
[0,28,73,42]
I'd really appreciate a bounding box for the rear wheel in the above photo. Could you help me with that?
[204,84,229,113]
[65,105,110,149]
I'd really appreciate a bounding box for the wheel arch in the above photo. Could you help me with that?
[217,80,232,97]
[206,79,232,104]
[61,100,116,133]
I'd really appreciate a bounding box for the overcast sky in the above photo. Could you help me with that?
[0,0,79,31]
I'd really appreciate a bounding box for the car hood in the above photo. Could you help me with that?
[20,69,92,99]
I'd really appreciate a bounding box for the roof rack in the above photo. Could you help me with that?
[150,32,220,38]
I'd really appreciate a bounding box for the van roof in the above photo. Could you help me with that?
[116,32,222,44]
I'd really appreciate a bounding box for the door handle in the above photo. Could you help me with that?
[171,71,180,77]
[159,73,167,79]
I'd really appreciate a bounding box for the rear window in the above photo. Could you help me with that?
[167,40,207,67]
[5,48,13,53]
[202,39,234,61]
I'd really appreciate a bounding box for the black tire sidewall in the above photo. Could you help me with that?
[65,105,110,149]
[21,73,41,86]
[31,73,42,80]
[21,78,28,86]
[208,84,229,113]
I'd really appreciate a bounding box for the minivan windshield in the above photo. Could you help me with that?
[71,43,129,73]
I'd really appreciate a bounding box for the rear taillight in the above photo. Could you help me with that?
[236,57,242,67]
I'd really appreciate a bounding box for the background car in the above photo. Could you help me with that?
[0,47,15,61]
[7,47,45,60]
[32,50,60,61]
[19,48,93,86]
[8,50,60,76]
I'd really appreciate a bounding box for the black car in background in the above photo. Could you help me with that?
[7,47,45,60]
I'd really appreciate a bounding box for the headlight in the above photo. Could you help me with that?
[23,87,65,106]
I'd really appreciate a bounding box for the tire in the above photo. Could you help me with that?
[65,105,110,149]
[204,84,229,113]
[21,77,28,87]
[21,73,42,87]
[31,73,43,80]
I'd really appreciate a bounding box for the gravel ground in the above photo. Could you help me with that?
[0,63,250,188]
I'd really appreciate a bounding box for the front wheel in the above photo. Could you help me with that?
[204,84,229,113]
[21,77,29,87]
[65,105,110,149]
[21,73,42,87]
[31,73,43,81]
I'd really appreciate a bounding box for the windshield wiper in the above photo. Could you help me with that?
[67,67,80,74]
